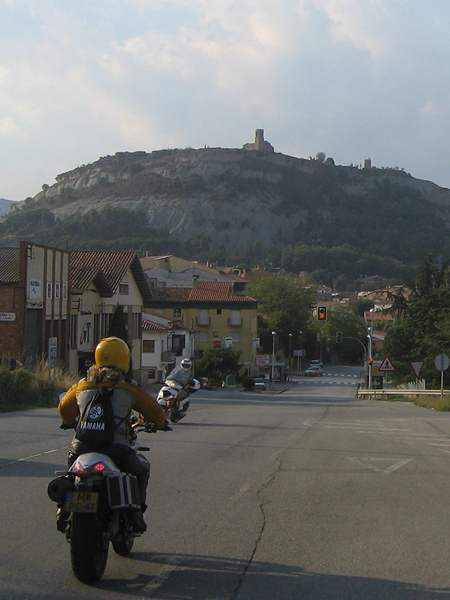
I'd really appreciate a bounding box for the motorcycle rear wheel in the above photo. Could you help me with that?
[70,512,109,584]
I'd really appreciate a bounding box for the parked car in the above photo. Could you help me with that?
[253,377,266,390]
[304,365,324,377]
[309,360,323,368]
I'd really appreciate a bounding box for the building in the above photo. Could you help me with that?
[69,250,152,379]
[148,281,258,370]
[243,129,275,153]
[140,255,235,289]
[0,241,70,367]
[141,310,192,383]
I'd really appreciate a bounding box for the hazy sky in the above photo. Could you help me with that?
[2,0,450,200]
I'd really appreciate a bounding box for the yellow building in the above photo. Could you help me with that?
[148,281,258,370]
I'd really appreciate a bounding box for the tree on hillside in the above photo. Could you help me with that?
[247,271,316,355]
[383,255,450,385]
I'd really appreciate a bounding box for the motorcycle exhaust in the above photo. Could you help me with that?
[47,476,73,503]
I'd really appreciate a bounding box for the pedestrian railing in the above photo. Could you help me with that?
[357,389,449,398]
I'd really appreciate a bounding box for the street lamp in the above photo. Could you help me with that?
[298,331,302,372]
[288,333,293,381]
[271,331,276,390]
[367,328,373,389]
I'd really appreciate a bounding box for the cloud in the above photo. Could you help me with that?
[1,0,450,199]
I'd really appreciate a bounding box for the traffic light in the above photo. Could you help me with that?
[317,306,327,321]
[336,331,342,343]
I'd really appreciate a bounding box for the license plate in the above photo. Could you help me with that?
[65,491,99,513]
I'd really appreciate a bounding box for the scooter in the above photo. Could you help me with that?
[157,377,200,423]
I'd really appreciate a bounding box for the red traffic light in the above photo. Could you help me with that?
[317,306,327,321]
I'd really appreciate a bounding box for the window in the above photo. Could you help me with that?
[216,309,222,315]
[172,335,185,355]
[143,340,155,353]
[119,283,129,295]
[198,332,209,344]
[46,281,52,300]
[70,315,78,349]
[229,309,241,326]
[230,332,241,343]
[197,309,209,326]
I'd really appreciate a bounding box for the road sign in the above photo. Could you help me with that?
[435,354,450,372]
[410,361,424,378]
[379,356,395,372]
[224,337,233,348]
[48,337,57,370]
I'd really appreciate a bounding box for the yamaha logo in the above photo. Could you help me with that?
[88,404,103,421]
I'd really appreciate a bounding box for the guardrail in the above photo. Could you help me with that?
[357,389,449,398]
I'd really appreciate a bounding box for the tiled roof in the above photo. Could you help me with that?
[150,283,257,303]
[70,250,152,302]
[70,266,114,297]
[142,319,168,331]
[0,248,20,283]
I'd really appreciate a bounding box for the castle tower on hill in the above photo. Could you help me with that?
[243,129,274,153]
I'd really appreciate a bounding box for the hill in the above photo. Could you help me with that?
[0,198,16,217]
[2,146,450,287]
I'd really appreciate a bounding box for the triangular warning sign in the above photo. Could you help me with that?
[379,356,395,371]
[410,361,424,378]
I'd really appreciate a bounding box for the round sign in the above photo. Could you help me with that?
[435,354,450,372]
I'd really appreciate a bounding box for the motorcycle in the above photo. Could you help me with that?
[157,377,200,423]
[47,419,161,584]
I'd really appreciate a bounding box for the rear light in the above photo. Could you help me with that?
[71,460,108,475]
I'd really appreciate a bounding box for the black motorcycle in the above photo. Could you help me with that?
[48,421,160,584]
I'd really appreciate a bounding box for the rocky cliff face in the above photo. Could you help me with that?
[20,147,450,256]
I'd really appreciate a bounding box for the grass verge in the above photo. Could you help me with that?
[379,394,450,411]
[0,362,77,413]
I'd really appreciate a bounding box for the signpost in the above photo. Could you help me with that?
[224,337,233,348]
[409,361,424,389]
[435,354,450,398]
[48,337,57,380]
[379,356,395,372]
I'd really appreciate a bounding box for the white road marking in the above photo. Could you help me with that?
[348,457,413,474]
[231,482,251,501]
[0,448,59,469]
[141,555,184,594]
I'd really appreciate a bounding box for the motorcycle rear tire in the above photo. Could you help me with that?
[70,512,109,584]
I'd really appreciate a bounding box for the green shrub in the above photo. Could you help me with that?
[240,375,254,391]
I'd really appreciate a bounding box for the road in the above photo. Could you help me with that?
[2,366,450,599]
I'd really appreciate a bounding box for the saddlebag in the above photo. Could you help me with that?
[106,473,141,510]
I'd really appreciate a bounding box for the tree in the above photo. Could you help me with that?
[383,256,450,385]
[194,347,242,381]
[247,271,316,355]
[108,304,133,377]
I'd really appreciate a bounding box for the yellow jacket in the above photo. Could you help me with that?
[58,380,166,438]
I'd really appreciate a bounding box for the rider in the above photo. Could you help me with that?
[57,336,167,533]
[166,358,193,388]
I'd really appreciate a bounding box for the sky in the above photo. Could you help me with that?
[2,0,450,201]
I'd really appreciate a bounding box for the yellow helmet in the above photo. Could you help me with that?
[95,337,130,371]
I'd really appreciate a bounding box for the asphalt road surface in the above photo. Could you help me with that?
[2,366,450,599]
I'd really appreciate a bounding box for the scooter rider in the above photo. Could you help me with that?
[168,357,194,383]
[58,336,168,533]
